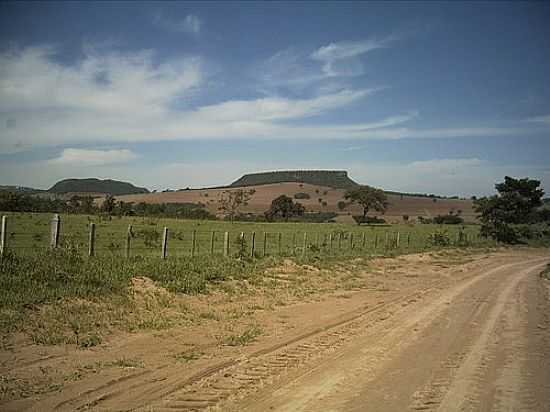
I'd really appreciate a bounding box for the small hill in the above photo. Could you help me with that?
[0,185,43,195]
[231,170,359,189]
[49,178,149,196]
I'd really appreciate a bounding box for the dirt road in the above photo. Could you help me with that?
[2,250,549,411]
[225,255,550,412]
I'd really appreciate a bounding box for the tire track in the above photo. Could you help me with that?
[421,261,548,412]
[144,259,545,412]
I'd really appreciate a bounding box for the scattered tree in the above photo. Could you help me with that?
[337,200,347,211]
[218,189,254,223]
[344,185,388,225]
[265,195,305,221]
[102,194,116,214]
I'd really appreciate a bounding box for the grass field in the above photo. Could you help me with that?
[0,211,493,349]
[0,211,487,258]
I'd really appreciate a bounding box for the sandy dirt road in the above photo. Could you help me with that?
[224,255,550,412]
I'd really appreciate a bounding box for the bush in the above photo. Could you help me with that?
[337,200,347,210]
[294,192,311,200]
[352,215,386,225]
[427,230,451,246]
[433,214,464,224]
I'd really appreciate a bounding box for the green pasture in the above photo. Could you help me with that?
[0,211,489,258]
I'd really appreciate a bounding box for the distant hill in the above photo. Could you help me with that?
[0,185,43,194]
[49,178,149,195]
[231,170,359,189]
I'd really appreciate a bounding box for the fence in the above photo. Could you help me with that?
[0,214,485,260]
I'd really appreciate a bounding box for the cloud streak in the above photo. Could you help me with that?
[49,148,138,166]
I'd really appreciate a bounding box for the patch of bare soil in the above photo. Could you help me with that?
[1,248,547,411]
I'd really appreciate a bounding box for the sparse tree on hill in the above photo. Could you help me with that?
[265,195,305,222]
[81,196,95,214]
[102,194,116,215]
[218,189,254,223]
[345,185,388,225]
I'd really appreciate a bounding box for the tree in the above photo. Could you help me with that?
[337,200,347,211]
[474,176,544,243]
[218,189,254,223]
[81,196,95,214]
[102,194,116,214]
[344,185,388,225]
[265,195,305,221]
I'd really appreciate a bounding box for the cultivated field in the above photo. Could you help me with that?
[115,182,477,223]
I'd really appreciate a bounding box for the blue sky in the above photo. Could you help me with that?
[0,1,549,196]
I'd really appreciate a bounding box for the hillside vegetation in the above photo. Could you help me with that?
[49,178,149,196]
[231,170,359,189]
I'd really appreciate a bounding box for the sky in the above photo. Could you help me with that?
[0,1,549,197]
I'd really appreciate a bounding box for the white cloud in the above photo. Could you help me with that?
[49,148,138,166]
[191,88,374,122]
[526,114,550,125]
[0,45,541,154]
[312,38,393,61]
[0,45,202,114]
[153,13,202,34]
[311,37,394,77]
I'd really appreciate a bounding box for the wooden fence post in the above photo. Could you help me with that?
[407,233,411,248]
[240,232,245,258]
[349,233,354,250]
[375,233,378,249]
[88,222,96,257]
[125,224,132,258]
[329,233,333,252]
[50,214,60,249]
[384,231,389,249]
[210,231,215,255]
[0,215,7,258]
[362,232,366,249]
[263,232,267,257]
[292,233,296,255]
[338,233,342,250]
[278,233,282,256]
[302,232,307,258]
[251,232,256,258]
[396,232,400,248]
[223,231,229,257]
[161,227,168,259]
[191,230,196,257]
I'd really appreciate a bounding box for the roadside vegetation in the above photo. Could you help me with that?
[474,176,550,245]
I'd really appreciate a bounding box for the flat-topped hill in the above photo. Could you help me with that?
[230,170,359,189]
[49,178,149,196]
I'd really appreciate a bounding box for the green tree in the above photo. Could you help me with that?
[81,196,95,214]
[102,194,116,215]
[344,185,388,224]
[265,195,305,221]
[218,189,254,223]
[474,176,544,243]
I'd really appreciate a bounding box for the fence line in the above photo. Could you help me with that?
[0,214,490,260]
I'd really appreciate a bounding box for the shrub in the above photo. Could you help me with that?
[337,200,347,210]
[427,230,451,246]
[352,215,386,224]
[433,214,464,224]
